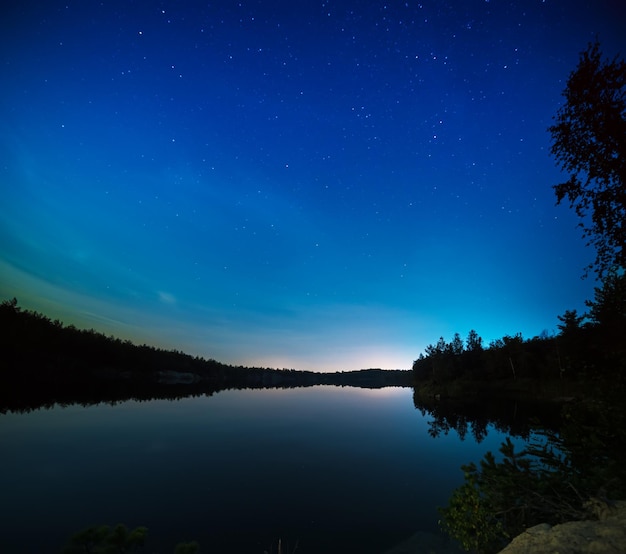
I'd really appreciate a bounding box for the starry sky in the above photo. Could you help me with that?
[1,1,624,371]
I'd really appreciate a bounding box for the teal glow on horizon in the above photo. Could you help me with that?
[1,1,622,371]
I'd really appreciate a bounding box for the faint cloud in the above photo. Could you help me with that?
[158,291,177,305]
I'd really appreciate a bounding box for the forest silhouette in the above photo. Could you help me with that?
[0,297,411,413]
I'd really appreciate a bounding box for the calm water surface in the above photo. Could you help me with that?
[0,386,518,553]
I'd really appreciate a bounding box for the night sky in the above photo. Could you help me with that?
[1,1,624,371]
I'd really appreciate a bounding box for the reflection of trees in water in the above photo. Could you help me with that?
[412,388,563,443]
[439,397,626,553]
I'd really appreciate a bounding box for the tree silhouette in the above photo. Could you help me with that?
[465,329,483,353]
[549,40,626,279]
[556,309,585,335]
[586,271,626,329]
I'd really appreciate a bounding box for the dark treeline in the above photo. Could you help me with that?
[0,298,411,413]
[412,271,626,399]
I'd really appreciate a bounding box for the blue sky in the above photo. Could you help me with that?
[1,1,624,371]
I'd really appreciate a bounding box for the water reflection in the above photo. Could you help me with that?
[0,386,539,554]
[412,388,564,443]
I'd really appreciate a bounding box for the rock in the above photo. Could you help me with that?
[498,500,626,554]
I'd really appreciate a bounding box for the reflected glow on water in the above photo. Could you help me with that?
[0,387,518,553]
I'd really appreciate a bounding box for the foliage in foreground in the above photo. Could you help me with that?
[439,438,572,553]
[61,523,199,554]
[439,398,626,553]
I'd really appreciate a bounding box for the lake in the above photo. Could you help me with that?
[0,386,524,553]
